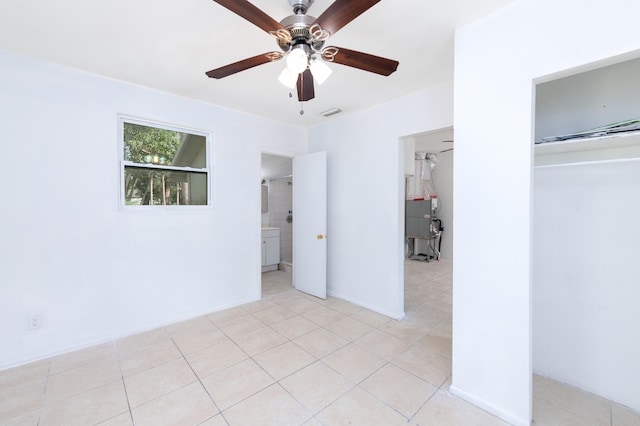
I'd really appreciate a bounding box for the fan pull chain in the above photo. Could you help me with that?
[300,102,304,115]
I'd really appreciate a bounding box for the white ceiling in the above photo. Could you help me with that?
[0,0,513,127]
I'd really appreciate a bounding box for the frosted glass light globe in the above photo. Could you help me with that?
[278,67,298,89]
[286,47,308,75]
[310,59,332,85]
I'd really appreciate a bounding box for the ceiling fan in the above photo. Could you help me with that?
[206,0,399,103]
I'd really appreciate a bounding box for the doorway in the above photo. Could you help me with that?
[401,127,454,317]
[261,153,294,297]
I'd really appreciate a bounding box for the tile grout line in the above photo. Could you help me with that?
[166,323,229,425]
[206,295,398,424]
[260,289,454,424]
[203,308,303,420]
[35,358,52,426]
[113,339,136,426]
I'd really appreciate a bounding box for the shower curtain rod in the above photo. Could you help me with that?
[268,175,293,181]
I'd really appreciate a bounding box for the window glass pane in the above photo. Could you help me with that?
[123,123,207,169]
[124,166,207,206]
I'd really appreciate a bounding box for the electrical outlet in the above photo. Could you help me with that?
[29,314,43,331]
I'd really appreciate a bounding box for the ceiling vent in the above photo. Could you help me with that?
[320,107,342,117]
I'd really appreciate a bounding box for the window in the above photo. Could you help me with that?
[120,118,210,207]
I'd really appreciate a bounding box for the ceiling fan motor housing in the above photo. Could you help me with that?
[278,14,325,53]
[289,0,314,15]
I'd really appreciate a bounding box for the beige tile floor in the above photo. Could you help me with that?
[1,260,639,425]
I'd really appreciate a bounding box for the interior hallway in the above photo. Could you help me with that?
[1,261,639,425]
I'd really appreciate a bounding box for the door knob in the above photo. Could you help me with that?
[317,234,327,240]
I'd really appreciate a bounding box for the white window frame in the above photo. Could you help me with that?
[118,116,212,209]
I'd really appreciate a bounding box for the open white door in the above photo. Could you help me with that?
[293,151,327,299]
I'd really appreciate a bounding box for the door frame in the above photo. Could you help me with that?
[259,147,296,297]
[398,126,455,312]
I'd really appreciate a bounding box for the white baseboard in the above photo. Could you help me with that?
[327,290,405,320]
[449,385,531,426]
[1,297,258,371]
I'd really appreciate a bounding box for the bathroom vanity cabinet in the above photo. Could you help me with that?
[261,227,280,272]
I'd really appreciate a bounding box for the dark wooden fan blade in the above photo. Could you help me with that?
[297,69,315,102]
[212,0,284,33]
[327,46,398,76]
[206,52,283,79]
[314,0,381,36]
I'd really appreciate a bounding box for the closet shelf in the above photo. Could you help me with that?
[534,131,640,166]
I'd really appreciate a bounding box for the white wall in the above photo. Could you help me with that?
[533,160,640,411]
[0,50,306,369]
[307,82,453,319]
[453,0,640,424]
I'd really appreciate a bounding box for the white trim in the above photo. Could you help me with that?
[449,385,530,426]
[117,115,213,209]
[122,161,207,173]
[118,114,212,138]
[327,290,406,320]
[534,156,640,169]
[259,146,297,158]
[259,147,298,300]
[0,296,259,372]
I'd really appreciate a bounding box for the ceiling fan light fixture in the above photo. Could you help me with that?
[286,45,309,74]
[278,66,298,89]
[309,58,332,85]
